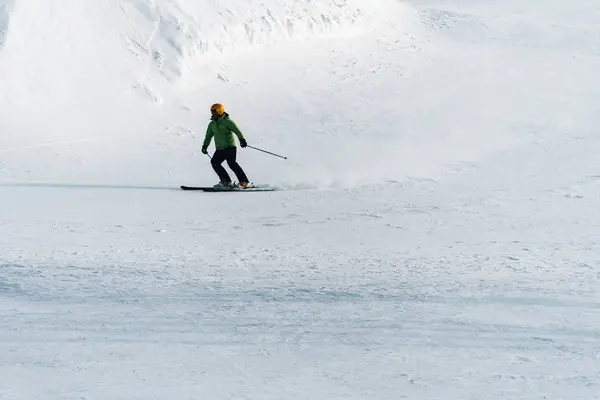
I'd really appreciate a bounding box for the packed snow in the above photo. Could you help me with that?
[1,0,600,399]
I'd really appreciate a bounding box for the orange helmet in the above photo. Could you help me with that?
[210,103,225,116]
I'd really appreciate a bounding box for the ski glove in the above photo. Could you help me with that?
[240,139,248,148]
[201,145,208,154]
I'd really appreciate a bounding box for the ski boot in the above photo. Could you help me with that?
[213,181,234,189]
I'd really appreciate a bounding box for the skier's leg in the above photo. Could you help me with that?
[211,150,232,183]
[225,147,249,183]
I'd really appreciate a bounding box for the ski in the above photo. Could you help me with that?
[180,184,276,192]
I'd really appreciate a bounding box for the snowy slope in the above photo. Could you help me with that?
[2,0,600,399]
[0,0,417,186]
[0,0,560,188]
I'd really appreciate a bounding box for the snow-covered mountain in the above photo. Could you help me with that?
[1,1,600,399]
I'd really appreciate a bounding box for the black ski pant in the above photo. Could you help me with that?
[211,147,249,183]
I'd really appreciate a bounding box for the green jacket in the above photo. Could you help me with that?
[203,113,246,150]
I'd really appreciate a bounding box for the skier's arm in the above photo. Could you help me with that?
[227,119,245,140]
[203,126,214,148]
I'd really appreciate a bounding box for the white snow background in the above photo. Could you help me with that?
[1,0,600,398]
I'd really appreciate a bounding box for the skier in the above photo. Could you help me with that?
[201,103,250,189]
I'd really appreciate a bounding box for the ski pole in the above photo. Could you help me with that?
[247,145,287,160]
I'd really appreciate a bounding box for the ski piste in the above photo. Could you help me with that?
[180,183,276,192]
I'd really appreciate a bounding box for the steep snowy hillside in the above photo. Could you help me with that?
[0,0,516,188]
[120,0,392,83]
[0,0,417,186]
[0,0,597,188]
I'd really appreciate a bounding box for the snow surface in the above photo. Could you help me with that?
[1,0,600,398]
